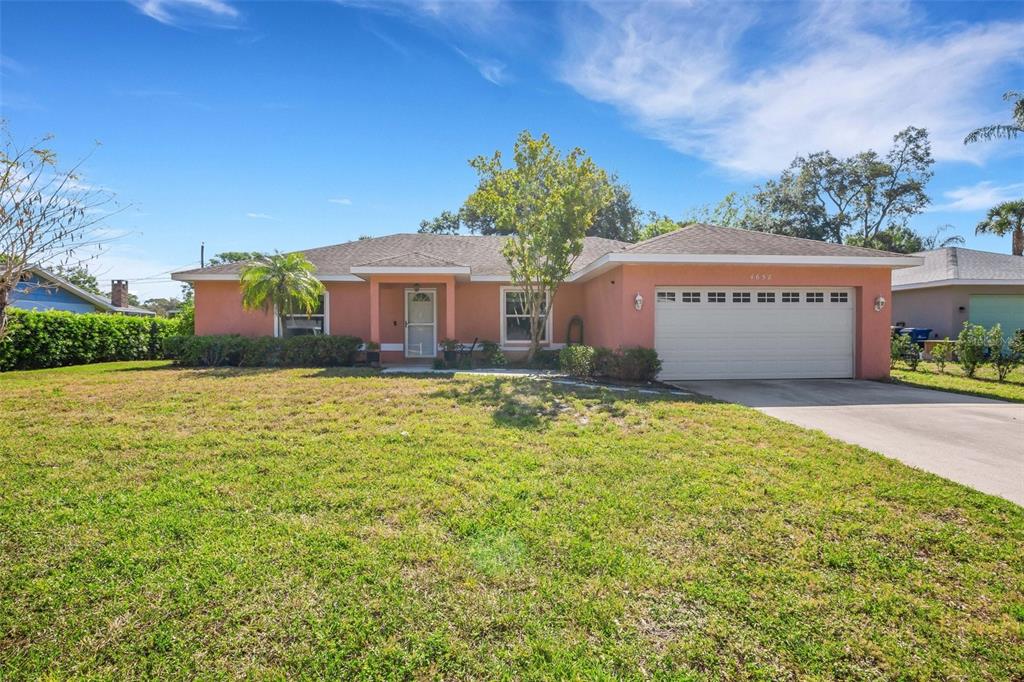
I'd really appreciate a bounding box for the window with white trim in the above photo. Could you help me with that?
[279,294,326,337]
[806,292,824,303]
[707,292,726,303]
[830,292,849,303]
[502,288,548,344]
[732,292,751,303]
[680,292,701,303]
[782,292,799,303]
[757,292,776,303]
[656,291,676,303]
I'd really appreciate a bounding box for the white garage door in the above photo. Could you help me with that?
[655,287,855,380]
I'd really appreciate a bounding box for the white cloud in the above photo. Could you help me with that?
[129,0,240,28]
[559,2,1024,175]
[336,0,511,37]
[453,47,508,85]
[245,212,276,220]
[328,197,353,205]
[933,181,1024,212]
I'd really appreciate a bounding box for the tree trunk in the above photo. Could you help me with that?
[1013,226,1023,257]
[0,288,9,341]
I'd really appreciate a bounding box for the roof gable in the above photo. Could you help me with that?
[893,247,1024,287]
[628,224,900,258]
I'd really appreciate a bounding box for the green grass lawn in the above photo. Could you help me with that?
[891,361,1024,403]
[2,361,1022,679]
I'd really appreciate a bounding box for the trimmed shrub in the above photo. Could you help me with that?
[1011,329,1024,360]
[478,340,506,367]
[987,324,1020,383]
[559,344,595,377]
[164,334,362,368]
[893,332,921,370]
[591,346,662,382]
[528,349,561,370]
[931,338,953,373]
[955,322,988,378]
[612,346,662,381]
[0,309,176,371]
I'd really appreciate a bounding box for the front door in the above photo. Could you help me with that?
[405,289,436,358]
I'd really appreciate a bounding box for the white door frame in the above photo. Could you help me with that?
[404,288,437,358]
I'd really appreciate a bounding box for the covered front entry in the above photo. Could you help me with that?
[654,286,856,380]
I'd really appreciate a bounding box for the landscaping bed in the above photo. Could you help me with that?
[1,361,1022,678]
[890,361,1024,403]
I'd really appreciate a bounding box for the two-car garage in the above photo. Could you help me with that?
[654,287,856,380]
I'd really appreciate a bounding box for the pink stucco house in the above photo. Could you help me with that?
[172,224,920,380]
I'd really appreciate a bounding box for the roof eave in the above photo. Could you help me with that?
[568,253,923,282]
[892,278,1024,291]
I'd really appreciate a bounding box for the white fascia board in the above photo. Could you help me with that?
[892,278,1024,291]
[319,275,365,282]
[568,253,924,282]
[349,266,471,275]
[469,275,512,282]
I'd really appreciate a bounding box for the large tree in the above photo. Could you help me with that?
[464,131,612,360]
[240,253,325,337]
[746,126,934,249]
[975,200,1024,256]
[0,127,118,338]
[964,91,1024,144]
[209,251,266,266]
[422,174,638,242]
[54,264,102,296]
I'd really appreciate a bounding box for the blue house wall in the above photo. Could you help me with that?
[10,274,101,314]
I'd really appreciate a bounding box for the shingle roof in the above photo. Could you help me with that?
[353,251,467,268]
[174,225,911,281]
[175,233,629,278]
[892,247,1024,286]
[626,223,899,257]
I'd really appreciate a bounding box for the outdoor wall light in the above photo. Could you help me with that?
[874,295,886,312]
[634,293,644,311]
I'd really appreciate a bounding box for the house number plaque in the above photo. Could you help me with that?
[749,273,773,281]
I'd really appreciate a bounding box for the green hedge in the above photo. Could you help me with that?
[559,345,662,382]
[164,334,363,367]
[0,308,177,371]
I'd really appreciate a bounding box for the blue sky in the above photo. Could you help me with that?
[2,0,1022,299]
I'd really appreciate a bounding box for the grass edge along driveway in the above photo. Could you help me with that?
[890,361,1024,403]
[1,361,1022,679]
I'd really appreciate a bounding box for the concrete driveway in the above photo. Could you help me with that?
[668,379,1024,506]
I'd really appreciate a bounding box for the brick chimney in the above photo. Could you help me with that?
[111,279,129,308]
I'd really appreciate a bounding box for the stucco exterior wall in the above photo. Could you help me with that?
[892,285,1024,339]
[582,266,624,349]
[192,264,895,378]
[194,281,273,336]
[612,264,893,380]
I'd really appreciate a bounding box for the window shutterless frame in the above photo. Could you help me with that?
[273,291,330,337]
[500,286,552,348]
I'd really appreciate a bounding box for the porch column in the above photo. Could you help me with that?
[369,277,380,343]
[446,277,456,341]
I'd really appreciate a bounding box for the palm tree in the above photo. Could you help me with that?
[975,200,1024,256]
[964,91,1024,144]
[240,253,325,336]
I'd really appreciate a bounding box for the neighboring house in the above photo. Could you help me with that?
[891,247,1024,339]
[171,224,920,380]
[10,267,156,317]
